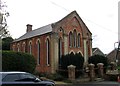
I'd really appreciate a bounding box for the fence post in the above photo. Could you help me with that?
[97,63,104,78]
[67,65,76,81]
[88,63,95,81]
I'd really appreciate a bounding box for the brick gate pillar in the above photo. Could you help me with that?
[67,65,76,81]
[97,63,104,78]
[88,63,95,81]
[110,62,116,70]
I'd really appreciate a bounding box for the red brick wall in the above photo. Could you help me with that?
[54,17,84,55]
[11,33,52,73]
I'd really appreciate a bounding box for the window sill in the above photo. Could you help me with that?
[47,64,50,67]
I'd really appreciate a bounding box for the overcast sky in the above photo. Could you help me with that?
[4,0,119,54]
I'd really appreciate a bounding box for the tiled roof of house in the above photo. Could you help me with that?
[13,24,53,42]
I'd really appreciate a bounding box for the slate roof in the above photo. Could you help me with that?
[13,24,53,42]
[92,48,97,53]
[92,47,105,56]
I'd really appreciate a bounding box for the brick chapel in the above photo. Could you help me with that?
[11,11,92,73]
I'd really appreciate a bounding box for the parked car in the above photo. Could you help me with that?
[0,71,55,86]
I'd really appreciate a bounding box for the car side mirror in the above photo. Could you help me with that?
[34,78,40,82]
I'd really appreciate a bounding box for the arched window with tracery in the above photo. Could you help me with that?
[37,40,40,65]
[69,32,72,47]
[78,33,81,47]
[46,38,50,65]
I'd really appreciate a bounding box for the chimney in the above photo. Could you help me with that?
[26,24,32,33]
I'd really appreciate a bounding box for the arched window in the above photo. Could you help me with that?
[12,45,15,51]
[37,40,40,65]
[78,33,81,47]
[22,42,26,53]
[58,38,62,65]
[73,30,77,47]
[46,39,50,65]
[69,32,72,47]
[29,42,32,54]
[17,44,20,52]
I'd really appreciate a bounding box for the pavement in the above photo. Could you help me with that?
[55,77,101,83]
[55,77,119,85]
[55,77,90,85]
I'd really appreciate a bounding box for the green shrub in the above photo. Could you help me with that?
[117,66,120,70]
[88,55,108,67]
[2,51,36,73]
[61,53,84,70]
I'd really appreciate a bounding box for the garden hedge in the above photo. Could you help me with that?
[2,51,36,73]
[88,55,108,67]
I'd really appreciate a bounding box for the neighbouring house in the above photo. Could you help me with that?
[11,11,92,73]
[106,49,120,66]
[92,47,105,56]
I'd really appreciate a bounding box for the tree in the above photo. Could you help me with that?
[2,37,13,50]
[0,0,10,38]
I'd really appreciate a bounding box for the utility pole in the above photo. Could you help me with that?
[115,41,120,66]
[0,0,1,10]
